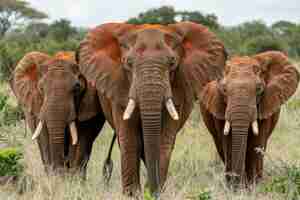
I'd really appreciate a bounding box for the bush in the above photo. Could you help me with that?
[0,93,23,126]
[263,161,300,200]
[243,35,288,55]
[0,148,23,177]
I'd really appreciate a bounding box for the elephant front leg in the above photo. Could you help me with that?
[118,121,141,196]
[246,113,280,184]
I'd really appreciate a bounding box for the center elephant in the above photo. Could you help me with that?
[11,51,107,177]
[78,22,227,197]
[200,51,299,187]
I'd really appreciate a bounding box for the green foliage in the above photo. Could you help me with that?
[144,189,155,200]
[127,6,219,30]
[0,147,23,177]
[244,35,287,55]
[0,0,47,37]
[128,6,176,25]
[0,93,23,126]
[48,19,77,41]
[262,164,300,200]
[197,190,212,200]
[0,23,80,81]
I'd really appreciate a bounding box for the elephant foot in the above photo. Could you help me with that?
[225,172,247,191]
[122,184,141,199]
[102,158,113,185]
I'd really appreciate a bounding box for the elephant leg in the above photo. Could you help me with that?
[246,111,280,184]
[118,121,141,196]
[200,104,225,163]
[69,114,106,179]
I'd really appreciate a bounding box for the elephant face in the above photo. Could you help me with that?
[200,51,299,185]
[219,57,265,126]
[118,27,182,120]
[79,22,227,196]
[13,52,87,172]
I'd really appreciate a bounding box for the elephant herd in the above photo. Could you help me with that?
[10,22,299,199]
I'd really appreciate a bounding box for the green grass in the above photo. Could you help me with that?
[0,77,299,199]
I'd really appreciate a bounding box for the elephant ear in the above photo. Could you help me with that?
[200,80,226,119]
[79,23,135,105]
[254,51,300,119]
[13,52,50,115]
[169,22,227,98]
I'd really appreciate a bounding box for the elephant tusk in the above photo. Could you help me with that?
[252,120,259,136]
[32,121,44,140]
[69,122,78,145]
[123,99,136,120]
[224,121,230,136]
[166,99,179,120]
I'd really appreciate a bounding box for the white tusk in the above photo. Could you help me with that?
[69,122,78,145]
[123,99,136,120]
[252,121,259,136]
[224,121,231,136]
[166,99,179,120]
[32,121,43,140]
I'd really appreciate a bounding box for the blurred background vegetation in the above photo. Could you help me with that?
[1,2,300,82]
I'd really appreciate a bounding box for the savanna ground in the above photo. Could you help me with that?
[0,63,300,200]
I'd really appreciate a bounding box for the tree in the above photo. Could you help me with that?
[178,11,219,29]
[128,6,176,25]
[48,19,77,41]
[127,6,220,30]
[0,0,47,37]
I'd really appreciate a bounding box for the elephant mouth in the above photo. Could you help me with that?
[223,120,259,136]
[32,120,79,170]
[32,120,78,145]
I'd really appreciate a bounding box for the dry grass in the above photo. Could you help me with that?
[0,74,300,199]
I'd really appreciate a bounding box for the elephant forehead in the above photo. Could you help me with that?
[227,56,259,67]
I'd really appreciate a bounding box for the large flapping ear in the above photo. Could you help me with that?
[254,51,300,119]
[79,23,135,104]
[200,80,226,119]
[168,22,227,99]
[13,52,51,115]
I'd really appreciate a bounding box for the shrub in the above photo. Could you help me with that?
[0,93,23,126]
[244,35,288,55]
[0,148,23,177]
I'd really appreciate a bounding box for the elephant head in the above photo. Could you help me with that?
[79,22,226,195]
[200,51,299,185]
[12,51,94,173]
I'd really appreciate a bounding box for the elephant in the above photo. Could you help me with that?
[199,51,299,187]
[11,51,108,177]
[78,22,227,197]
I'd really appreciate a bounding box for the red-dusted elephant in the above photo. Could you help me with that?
[11,51,107,177]
[78,22,227,197]
[200,51,299,187]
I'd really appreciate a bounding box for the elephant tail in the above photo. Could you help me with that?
[102,132,117,185]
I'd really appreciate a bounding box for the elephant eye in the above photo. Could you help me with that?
[120,43,129,50]
[73,82,81,95]
[256,84,264,95]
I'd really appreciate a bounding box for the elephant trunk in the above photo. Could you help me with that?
[42,97,76,173]
[46,118,66,172]
[136,61,170,197]
[227,96,251,186]
[231,119,249,185]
